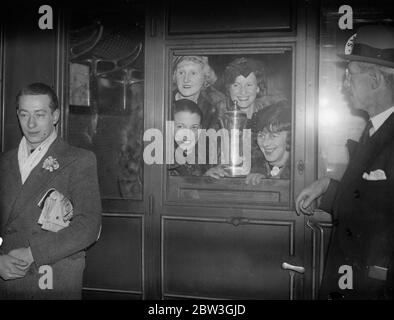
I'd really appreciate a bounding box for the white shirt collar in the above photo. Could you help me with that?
[18,129,58,184]
[370,106,394,136]
[19,129,57,158]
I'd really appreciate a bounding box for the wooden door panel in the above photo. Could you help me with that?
[153,1,314,300]
[306,213,333,299]
[167,0,295,35]
[65,3,148,299]
[166,176,290,208]
[162,216,300,299]
[82,290,141,300]
[83,215,144,297]
[1,4,58,151]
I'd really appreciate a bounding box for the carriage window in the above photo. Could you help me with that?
[68,7,145,200]
[169,53,292,179]
[166,51,293,207]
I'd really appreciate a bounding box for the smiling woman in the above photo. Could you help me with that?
[246,102,291,185]
[172,55,227,130]
[203,55,290,180]
[223,57,267,119]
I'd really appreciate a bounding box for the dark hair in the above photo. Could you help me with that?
[223,57,267,96]
[253,102,291,150]
[16,82,59,112]
[174,99,203,122]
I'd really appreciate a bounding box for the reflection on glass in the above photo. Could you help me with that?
[68,13,144,200]
[176,54,292,181]
[318,1,368,181]
[69,63,90,106]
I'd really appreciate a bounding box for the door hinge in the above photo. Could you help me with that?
[297,160,305,175]
[148,194,154,215]
[150,18,157,37]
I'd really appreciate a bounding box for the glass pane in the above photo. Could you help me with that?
[169,52,292,179]
[165,51,293,206]
[68,6,145,200]
[318,0,394,180]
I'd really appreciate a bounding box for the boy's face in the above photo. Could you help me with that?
[257,128,288,166]
[174,111,201,151]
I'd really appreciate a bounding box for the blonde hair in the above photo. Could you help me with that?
[172,56,217,90]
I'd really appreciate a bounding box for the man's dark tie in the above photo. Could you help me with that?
[359,120,373,145]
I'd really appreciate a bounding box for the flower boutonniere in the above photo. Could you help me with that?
[42,156,59,172]
[270,166,281,177]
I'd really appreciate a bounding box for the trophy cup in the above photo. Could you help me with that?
[219,101,251,177]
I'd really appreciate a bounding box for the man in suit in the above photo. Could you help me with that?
[0,83,102,299]
[296,25,394,299]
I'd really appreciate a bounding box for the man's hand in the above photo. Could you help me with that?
[245,173,266,185]
[295,177,331,216]
[0,254,29,280]
[204,165,230,179]
[8,247,34,270]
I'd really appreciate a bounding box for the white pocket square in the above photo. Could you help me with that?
[362,169,387,181]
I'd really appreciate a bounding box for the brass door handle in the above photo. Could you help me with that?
[282,262,305,274]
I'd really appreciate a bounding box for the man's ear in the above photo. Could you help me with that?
[369,69,383,90]
[52,109,60,125]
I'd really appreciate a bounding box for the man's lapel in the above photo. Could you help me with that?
[6,137,76,225]
[339,112,394,193]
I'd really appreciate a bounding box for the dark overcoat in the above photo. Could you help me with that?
[0,137,102,299]
[319,112,394,299]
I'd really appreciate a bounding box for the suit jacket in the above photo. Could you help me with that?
[319,112,394,299]
[0,137,102,299]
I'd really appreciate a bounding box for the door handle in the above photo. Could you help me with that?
[282,262,305,300]
[282,262,305,274]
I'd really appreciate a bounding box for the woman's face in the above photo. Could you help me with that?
[174,111,201,151]
[229,72,260,110]
[175,61,205,100]
[257,128,288,166]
